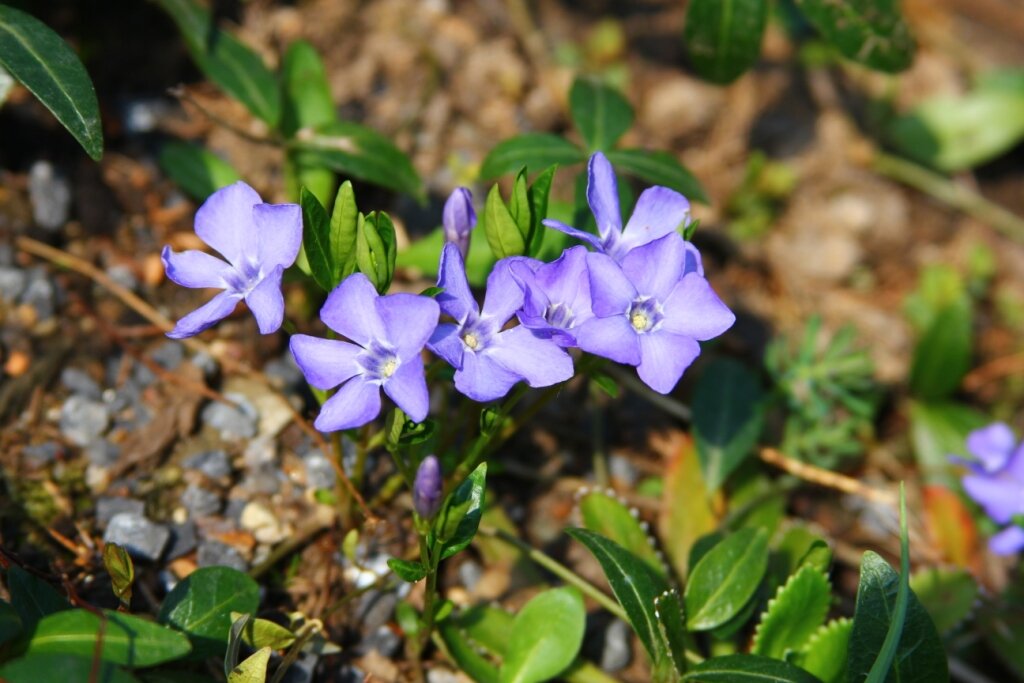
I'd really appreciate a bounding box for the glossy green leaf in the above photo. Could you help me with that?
[909,400,987,485]
[500,588,585,683]
[685,528,769,631]
[227,646,270,683]
[772,526,833,581]
[483,183,526,259]
[682,654,822,682]
[154,0,279,125]
[480,134,586,180]
[388,558,427,583]
[437,462,487,560]
[909,567,977,636]
[0,654,138,683]
[0,600,22,646]
[565,528,670,666]
[22,609,191,666]
[229,612,295,650]
[299,187,335,292]
[604,148,707,203]
[909,303,972,401]
[7,566,69,630]
[280,40,335,138]
[578,489,664,577]
[0,5,102,159]
[329,180,359,280]
[224,613,248,676]
[799,618,852,683]
[159,141,242,201]
[753,565,832,659]
[683,0,768,84]
[103,543,134,607]
[659,438,718,581]
[692,358,764,492]
[525,165,557,256]
[438,605,511,683]
[291,121,421,198]
[157,566,260,657]
[794,0,914,73]
[356,211,396,294]
[654,589,688,675]
[569,77,634,151]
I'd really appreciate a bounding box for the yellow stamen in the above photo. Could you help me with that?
[463,332,480,350]
[630,311,650,332]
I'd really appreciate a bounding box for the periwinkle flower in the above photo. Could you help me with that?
[413,455,443,519]
[162,181,301,339]
[428,243,573,402]
[543,151,696,263]
[952,422,1024,555]
[443,187,476,261]
[579,232,735,394]
[510,246,594,347]
[290,273,440,432]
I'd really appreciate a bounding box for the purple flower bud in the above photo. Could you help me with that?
[443,187,476,261]
[413,455,443,519]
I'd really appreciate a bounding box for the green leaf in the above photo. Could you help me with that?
[7,566,69,629]
[794,0,915,73]
[227,646,270,683]
[154,0,279,126]
[799,619,852,683]
[683,0,768,84]
[438,605,512,683]
[22,609,191,667]
[578,489,665,577]
[565,528,670,667]
[500,587,585,683]
[526,165,557,256]
[685,528,769,631]
[300,187,335,292]
[752,565,832,659]
[480,134,586,180]
[388,558,427,583]
[0,600,21,646]
[329,180,359,280]
[658,438,718,581]
[103,543,134,607]
[569,77,634,151]
[909,303,972,401]
[356,211,396,293]
[483,183,526,259]
[909,400,988,485]
[291,121,421,198]
[0,654,139,683]
[909,567,978,636]
[0,5,102,159]
[229,612,296,650]
[604,148,707,203]
[692,358,764,492]
[0,64,14,106]
[682,654,823,682]
[159,141,242,201]
[654,589,689,675]
[437,462,487,560]
[772,526,833,581]
[280,40,335,138]
[157,566,260,657]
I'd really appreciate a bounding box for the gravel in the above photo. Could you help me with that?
[20,268,56,321]
[165,521,198,560]
[197,540,247,572]
[104,512,170,561]
[28,161,72,231]
[149,341,184,370]
[23,442,62,466]
[600,618,633,672]
[59,395,111,446]
[263,354,304,391]
[303,450,336,490]
[96,497,145,526]
[84,440,121,467]
[181,484,222,518]
[202,394,258,440]
[182,449,232,479]
[0,266,26,302]
[61,367,103,400]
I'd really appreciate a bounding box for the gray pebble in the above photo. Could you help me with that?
[149,341,184,370]
[23,442,62,466]
[264,354,303,391]
[357,590,398,632]
[303,450,336,490]
[279,651,318,683]
[96,497,145,526]
[0,266,26,302]
[60,395,110,446]
[132,361,156,387]
[223,498,248,523]
[202,395,258,440]
[197,540,247,571]
[361,625,402,658]
[19,269,56,321]
[183,449,232,479]
[104,512,170,561]
[61,367,103,400]
[28,161,71,231]
[608,453,639,487]
[84,440,121,467]
[165,521,198,559]
[106,265,137,292]
[241,465,281,495]
[191,351,218,377]
[181,484,222,518]
[600,619,632,672]
[338,666,365,683]
[457,560,483,592]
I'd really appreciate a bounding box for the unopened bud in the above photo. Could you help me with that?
[413,455,443,520]
[442,188,475,261]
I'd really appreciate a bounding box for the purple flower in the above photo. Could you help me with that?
[290,273,439,432]
[413,455,443,519]
[428,243,573,402]
[577,232,735,394]
[443,187,476,261]
[511,246,593,347]
[162,181,301,339]
[952,422,1024,555]
[543,152,697,263]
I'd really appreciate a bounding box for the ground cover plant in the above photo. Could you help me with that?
[1,1,1024,681]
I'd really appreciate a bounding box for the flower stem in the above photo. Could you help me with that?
[410,534,442,682]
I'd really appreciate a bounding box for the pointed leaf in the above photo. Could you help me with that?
[227,646,271,683]
[654,589,689,675]
[22,609,191,666]
[0,601,21,646]
[692,358,764,492]
[7,566,70,629]
[229,612,296,650]
[0,5,102,159]
[909,303,972,401]
[438,605,510,683]
[753,565,832,658]
[500,587,585,683]
[329,180,359,279]
[388,558,427,583]
[159,141,242,201]
[480,134,586,180]
[483,183,526,259]
[682,654,822,682]
[605,148,707,203]
[685,528,769,631]
[658,435,718,581]
[103,543,134,607]
[921,484,979,568]
[799,619,852,683]
[578,489,665,577]
[683,0,768,84]
[437,462,487,560]
[794,0,915,73]
[569,78,634,151]
[300,187,335,291]
[0,654,139,683]
[280,40,335,137]
[526,165,557,256]
[909,400,988,485]
[157,566,260,657]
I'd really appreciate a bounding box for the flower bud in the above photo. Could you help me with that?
[413,455,443,520]
[442,187,475,261]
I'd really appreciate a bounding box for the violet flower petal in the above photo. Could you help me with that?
[966,422,1017,472]
[161,246,234,289]
[454,352,521,403]
[661,274,736,341]
[436,243,477,322]
[443,188,476,260]
[383,353,430,422]
[637,332,701,394]
[320,273,386,344]
[480,258,525,322]
[619,186,690,254]
[413,455,443,519]
[989,525,1024,556]
[586,252,637,317]
[962,475,1022,524]
[167,290,241,339]
[194,181,261,266]
[245,265,286,334]
[377,293,441,358]
[428,323,465,370]
[587,152,622,240]
[315,377,382,432]
[254,203,302,271]
[541,219,604,252]
[620,233,685,300]
[487,327,574,388]
[683,242,704,277]
[574,316,641,365]
[289,335,362,390]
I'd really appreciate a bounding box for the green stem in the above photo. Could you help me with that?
[411,535,442,683]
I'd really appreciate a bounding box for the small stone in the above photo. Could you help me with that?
[243,436,277,467]
[19,269,56,321]
[264,354,304,391]
[84,440,121,467]
[181,484,222,518]
[361,625,402,658]
[303,450,336,490]
[600,619,632,672]
[61,367,102,400]
[59,395,110,446]
[0,266,26,302]
[96,497,145,526]
[279,651,318,683]
[23,442,62,466]
[191,351,218,377]
[165,521,198,559]
[104,512,170,561]
[358,591,398,631]
[608,453,638,487]
[458,560,483,592]
[338,665,365,683]
[197,540,247,571]
[201,395,258,440]
[106,264,138,292]
[183,449,232,479]
[241,466,281,495]
[240,501,287,545]
[149,341,184,370]
[28,161,72,231]
[4,351,30,376]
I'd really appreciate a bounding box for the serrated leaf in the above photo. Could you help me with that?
[683,0,768,84]
[7,566,70,629]
[300,187,335,291]
[799,619,852,683]
[569,77,634,151]
[685,528,769,631]
[154,0,279,125]
[578,489,664,577]
[753,565,832,659]
[280,40,335,138]
[388,558,427,583]
[480,134,586,180]
[604,148,707,203]
[157,566,260,658]
[794,0,915,73]
[500,588,585,683]
[909,568,977,635]
[692,359,764,492]
[0,654,139,683]
[227,646,270,683]
[654,590,688,675]
[22,609,191,666]
[103,543,134,607]
[159,141,242,201]
[682,654,823,682]
[658,436,718,581]
[773,526,833,581]
[437,462,487,560]
[483,183,526,259]
[0,5,102,159]
[909,303,972,401]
